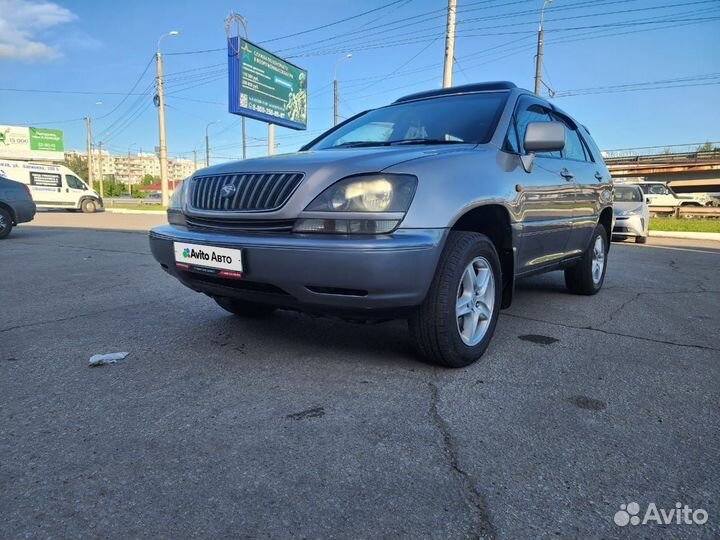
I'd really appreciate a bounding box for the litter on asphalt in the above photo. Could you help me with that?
[88,352,129,367]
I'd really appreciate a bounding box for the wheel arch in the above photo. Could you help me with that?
[0,201,17,224]
[598,206,613,250]
[450,203,515,308]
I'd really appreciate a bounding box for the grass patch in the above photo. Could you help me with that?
[650,217,720,233]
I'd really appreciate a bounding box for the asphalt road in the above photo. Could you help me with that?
[2,213,719,539]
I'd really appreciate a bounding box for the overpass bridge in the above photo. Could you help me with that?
[604,143,720,193]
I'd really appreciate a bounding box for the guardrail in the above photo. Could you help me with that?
[648,206,720,218]
[103,197,161,207]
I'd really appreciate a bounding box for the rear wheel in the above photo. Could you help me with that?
[214,296,276,317]
[0,208,13,239]
[409,231,502,368]
[564,224,608,295]
[81,199,98,213]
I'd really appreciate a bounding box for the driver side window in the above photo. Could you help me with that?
[514,104,561,158]
[66,175,87,190]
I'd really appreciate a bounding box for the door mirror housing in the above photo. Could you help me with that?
[520,122,566,173]
[646,197,651,204]
[524,121,566,153]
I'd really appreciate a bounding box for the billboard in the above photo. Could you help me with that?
[228,37,307,130]
[0,125,65,161]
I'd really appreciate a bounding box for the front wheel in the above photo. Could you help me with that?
[0,208,13,239]
[409,231,502,368]
[635,235,647,244]
[564,225,608,295]
[81,199,98,213]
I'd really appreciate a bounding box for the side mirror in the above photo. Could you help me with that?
[524,121,566,152]
[520,122,566,172]
[645,197,651,203]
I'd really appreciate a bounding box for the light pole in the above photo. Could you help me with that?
[534,0,553,95]
[333,53,352,126]
[127,143,137,197]
[156,30,179,208]
[205,120,221,167]
[84,101,102,190]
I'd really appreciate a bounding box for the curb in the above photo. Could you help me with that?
[649,230,720,241]
[104,208,166,215]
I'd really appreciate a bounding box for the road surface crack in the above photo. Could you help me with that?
[429,381,496,539]
[502,313,720,352]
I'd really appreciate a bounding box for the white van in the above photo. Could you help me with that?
[0,158,103,213]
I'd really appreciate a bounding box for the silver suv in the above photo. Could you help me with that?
[150,82,613,367]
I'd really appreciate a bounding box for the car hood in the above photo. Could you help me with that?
[614,201,645,214]
[198,145,475,178]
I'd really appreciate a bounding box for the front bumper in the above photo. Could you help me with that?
[613,215,646,237]
[149,225,446,315]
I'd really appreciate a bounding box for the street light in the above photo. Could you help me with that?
[205,120,222,167]
[156,30,179,208]
[127,143,137,197]
[534,0,553,95]
[333,53,352,126]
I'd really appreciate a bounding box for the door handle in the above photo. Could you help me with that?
[560,168,575,180]
[594,171,604,181]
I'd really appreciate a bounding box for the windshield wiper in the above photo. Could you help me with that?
[332,141,392,148]
[388,138,467,145]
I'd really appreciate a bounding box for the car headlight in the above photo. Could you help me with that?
[167,178,190,226]
[305,174,416,213]
[294,174,417,234]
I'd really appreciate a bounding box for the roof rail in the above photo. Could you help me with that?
[393,82,517,103]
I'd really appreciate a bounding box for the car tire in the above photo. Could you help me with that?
[635,235,647,244]
[81,199,97,213]
[564,224,608,295]
[0,207,13,239]
[214,296,276,317]
[408,231,502,368]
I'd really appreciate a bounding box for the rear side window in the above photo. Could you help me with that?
[559,123,587,162]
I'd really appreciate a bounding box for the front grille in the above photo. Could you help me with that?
[190,173,303,212]
[186,216,295,233]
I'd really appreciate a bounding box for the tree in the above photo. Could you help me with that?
[63,154,89,181]
[697,141,718,152]
[141,174,159,185]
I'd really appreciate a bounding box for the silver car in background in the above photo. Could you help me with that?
[612,184,650,244]
[150,82,613,367]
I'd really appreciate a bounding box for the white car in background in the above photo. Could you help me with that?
[613,184,650,244]
[628,181,705,210]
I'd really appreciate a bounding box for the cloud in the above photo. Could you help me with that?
[0,0,76,60]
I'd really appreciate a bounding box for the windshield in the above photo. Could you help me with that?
[615,185,643,202]
[310,92,509,150]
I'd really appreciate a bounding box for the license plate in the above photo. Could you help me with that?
[173,242,243,272]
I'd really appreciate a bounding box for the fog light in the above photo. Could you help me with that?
[293,218,399,234]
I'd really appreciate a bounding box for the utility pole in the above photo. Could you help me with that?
[442,0,457,88]
[97,142,104,198]
[205,120,221,167]
[85,117,94,190]
[333,53,352,126]
[268,124,275,156]
[193,149,198,172]
[156,31,179,208]
[205,132,210,167]
[535,0,553,95]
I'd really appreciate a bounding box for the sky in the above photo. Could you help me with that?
[1,0,719,164]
